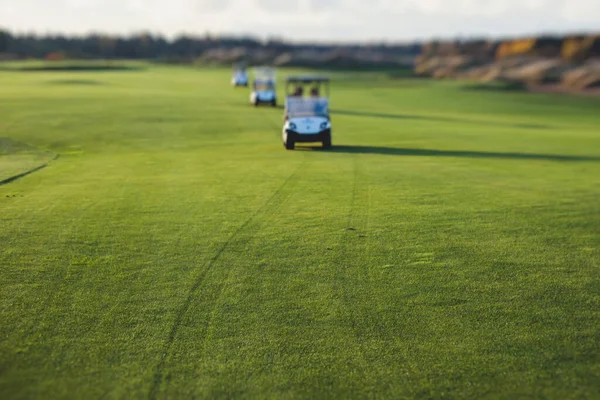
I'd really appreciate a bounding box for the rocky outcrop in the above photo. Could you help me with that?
[502,59,572,84]
[414,34,600,94]
[562,61,600,89]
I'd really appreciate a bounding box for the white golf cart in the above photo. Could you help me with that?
[250,67,277,107]
[282,77,332,150]
[231,63,249,87]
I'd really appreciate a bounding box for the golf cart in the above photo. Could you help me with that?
[231,63,249,87]
[250,67,277,107]
[282,77,331,150]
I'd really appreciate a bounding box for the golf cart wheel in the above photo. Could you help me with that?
[322,133,332,149]
[285,140,295,150]
[271,100,277,107]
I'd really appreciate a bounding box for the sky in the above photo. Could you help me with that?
[1,0,599,42]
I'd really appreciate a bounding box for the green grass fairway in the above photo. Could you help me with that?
[1,65,599,399]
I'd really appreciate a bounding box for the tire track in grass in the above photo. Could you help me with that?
[149,99,300,397]
[187,167,305,390]
[148,156,306,400]
[338,157,400,393]
[330,154,378,390]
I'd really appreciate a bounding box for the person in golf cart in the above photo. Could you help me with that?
[291,85,304,97]
[282,77,332,150]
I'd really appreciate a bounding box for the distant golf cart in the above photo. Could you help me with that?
[231,63,249,87]
[250,67,277,107]
[282,76,331,150]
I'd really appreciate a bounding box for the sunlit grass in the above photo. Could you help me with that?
[0,65,599,399]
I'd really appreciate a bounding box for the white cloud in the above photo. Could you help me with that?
[562,0,600,22]
[0,0,598,40]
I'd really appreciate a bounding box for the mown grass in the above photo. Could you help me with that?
[0,64,599,399]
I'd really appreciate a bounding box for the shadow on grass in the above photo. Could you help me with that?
[289,65,414,73]
[335,79,430,90]
[462,82,527,92]
[331,109,550,130]
[48,79,105,85]
[297,145,600,162]
[0,155,60,186]
[1,64,145,72]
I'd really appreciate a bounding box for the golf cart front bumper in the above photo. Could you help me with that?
[286,129,331,143]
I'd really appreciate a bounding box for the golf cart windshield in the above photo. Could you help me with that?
[286,97,329,118]
[285,76,330,118]
[254,80,274,91]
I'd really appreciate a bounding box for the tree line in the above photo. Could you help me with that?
[0,29,421,61]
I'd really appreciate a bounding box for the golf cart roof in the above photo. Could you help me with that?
[254,67,277,81]
[254,66,276,74]
[286,76,329,84]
